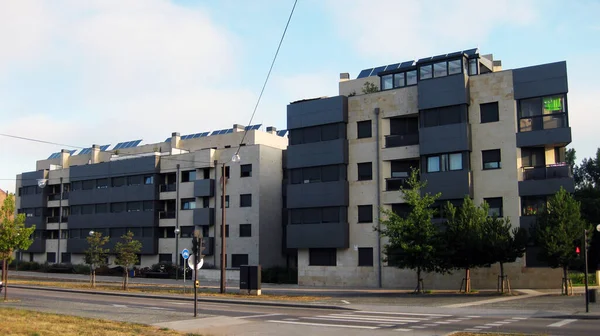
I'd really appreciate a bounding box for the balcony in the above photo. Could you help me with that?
[517,114,571,147]
[518,164,575,196]
[287,180,349,208]
[193,208,215,226]
[286,222,349,249]
[159,211,176,219]
[160,184,176,192]
[194,179,215,197]
[47,216,59,224]
[385,133,419,148]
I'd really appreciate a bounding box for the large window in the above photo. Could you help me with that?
[421,105,466,128]
[290,207,341,224]
[82,180,95,190]
[240,164,252,177]
[239,224,252,237]
[309,248,336,266]
[357,120,372,139]
[518,95,567,132]
[111,202,126,213]
[96,178,109,189]
[112,177,126,187]
[240,194,252,207]
[289,124,342,145]
[522,196,547,216]
[419,59,463,81]
[182,170,196,182]
[380,70,417,90]
[427,153,463,172]
[290,165,342,184]
[521,148,545,167]
[484,197,503,217]
[181,198,196,210]
[358,205,373,223]
[482,149,501,170]
[480,102,499,123]
[357,162,373,181]
[358,247,374,267]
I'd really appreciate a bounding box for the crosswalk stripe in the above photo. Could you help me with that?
[337,313,428,321]
[315,315,420,323]
[548,319,577,327]
[304,317,407,325]
[266,320,378,329]
[395,328,413,332]
[356,311,451,317]
[512,317,528,320]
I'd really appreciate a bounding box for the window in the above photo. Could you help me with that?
[518,95,567,132]
[239,224,251,237]
[390,117,419,135]
[427,153,463,172]
[322,207,340,223]
[110,202,126,213]
[82,204,94,215]
[358,205,373,223]
[144,175,154,185]
[358,247,374,267]
[289,124,342,145]
[70,205,81,215]
[221,195,229,208]
[180,226,194,238]
[309,248,336,266]
[143,201,154,212]
[231,254,249,268]
[393,72,405,87]
[221,166,230,179]
[480,102,499,123]
[159,254,172,264]
[69,229,80,239]
[112,176,126,187]
[96,178,108,189]
[95,203,107,213]
[521,148,545,167]
[240,164,252,177]
[34,207,43,217]
[129,228,142,237]
[469,58,478,75]
[381,74,393,90]
[182,170,196,182]
[357,120,372,139]
[522,196,546,216]
[290,165,341,184]
[46,252,56,263]
[357,162,373,181]
[82,180,95,190]
[421,105,465,128]
[220,224,229,237]
[127,201,142,212]
[61,253,71,263]
[482,149,501,170]
[419,64,432,80]
[240,194,252,207]
[555,146,566,163]
[290,207,340,224]
[111,228,126,238]
[485,197,503,217]
[406,70,417,85]
[181,198,196,210]
[202,168,210,179]
[128,175,142,186]
[433,61,447,78]
[448,59,462,75]
[160,227,175,238]
[321,165,340,182]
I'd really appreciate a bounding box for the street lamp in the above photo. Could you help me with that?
[174,227,180,280]
[583,224,600,313]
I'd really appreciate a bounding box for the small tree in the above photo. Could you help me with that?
[114,231,142,291]
[361,81,379,94]
[443,196,489,292]
[378,169,444,293]
[533,187,589,295]
[85,231,109,288]
[483,215,527,293]
[0,194,35,300]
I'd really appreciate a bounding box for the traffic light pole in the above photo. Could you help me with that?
[584,229,589,313]
[193,231,200,317]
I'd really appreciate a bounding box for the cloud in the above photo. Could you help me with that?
[323,0,539,61]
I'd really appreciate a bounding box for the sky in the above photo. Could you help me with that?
[1,0,599,193]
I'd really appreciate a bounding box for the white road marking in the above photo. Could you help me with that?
[266,320,378,329]
[485,323,504,326]
[357,310,451,317]
[496,321,512,324]
[311,316,417,323]
[331,313,426,321]
[166,302,189,305]
[112,304,127,308]
[434,321,451,324]
[378,324,394,327]
[464,328,482,331]
[423,323,438,327]
[445,319,463,322]
[411,326,426,329]
[395,328,413,332]
[341,300,350,304]
[284,318,298,321]
[476,326,492,329]
[456,317,472,320]
[467,315,481,318]
[238,313,282,319]
[512,317,528,320]
[146,307,173,310]
[548,319,578,327]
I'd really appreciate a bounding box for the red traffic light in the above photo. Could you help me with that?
[576,246,581,254]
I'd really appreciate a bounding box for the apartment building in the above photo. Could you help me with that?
[285,48,574,289]
[15,124,290,270]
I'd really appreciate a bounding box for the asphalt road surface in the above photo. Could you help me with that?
[4,287,598,335]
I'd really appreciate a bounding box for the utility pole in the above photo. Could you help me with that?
[175,164,180,280]
[220,162,227,294]
[192,230,201,317]
[57,177,63,264]
[584,229,590,313]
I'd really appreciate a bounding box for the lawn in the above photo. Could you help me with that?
[0,307,201,336]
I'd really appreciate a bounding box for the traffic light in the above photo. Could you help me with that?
[576,246,581,255]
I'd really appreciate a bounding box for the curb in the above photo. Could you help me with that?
[11,285,353,311]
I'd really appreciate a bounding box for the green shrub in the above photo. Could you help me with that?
[261,267,297,284]
[569,272,597,285]
[73,264,91,274]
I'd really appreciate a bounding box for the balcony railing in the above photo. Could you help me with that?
[48,192,69,201]
[159,211,176,219]
[47,216,59,223]
[159,184,176,192]
[519,113,567,132]
[522,163,572,181]
[385,133,419,148]
[386,176,410,191]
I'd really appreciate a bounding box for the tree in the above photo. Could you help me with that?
[0,193,35,300]
[361,81,379,94]
[482,215,528,293]
[114,231,142,291]
[442,196,489,292]
[573,148,600,190]
[378,169,444,293]
[85,231,109,288]
[532,187,590,295]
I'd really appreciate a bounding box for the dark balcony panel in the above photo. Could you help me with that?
[286,222,349,249]
[516,127,572,147]
[69,184,157,205]
[286,139,348,169]
[48,194,61,201]
[68,211,157,229]
[417,73,469,110]
[66,237,157,254]
[70,155,159,180]
[47,216,59,224]
[386,177,410,191]
[20,193,46,209]
[419,123,470,155]
[522,164,572,181]
[160,184,176,192]
[513,61,568,100]
[24,216,45,230]
[24,238,45,253]
[287,96,348,129]
[202,237,214,256]
[194,179,215,197]
[518,178,575,197]
[520,216,537,231]
[193,208,215,226]
[421,170,471,200]
[21,170,47,187]
[385,134,419,147]
[159,211,176,219]
[287,180,349,209]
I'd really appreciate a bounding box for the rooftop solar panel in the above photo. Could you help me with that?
[463,48,478,56]
[165,138,171,142]
[446,51,462,57]
[131,140,142,148]
[47,152,60,159]
[99,145,110,151]
[68,150,77,155]
[252,124,261,130]
[224,129,233,134]
[384,63,400,71]
[210,130,221,135]
[400,61,415,68]
[192,133,202,138]
[357,69,373,79]
[371,66,386,77]
[78,148,91,155]
[201,132,210,137]
[276,130,288,137]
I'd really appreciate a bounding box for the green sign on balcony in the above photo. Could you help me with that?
[543,96,563,112]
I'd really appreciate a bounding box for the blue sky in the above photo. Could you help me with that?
[0,0,599,193]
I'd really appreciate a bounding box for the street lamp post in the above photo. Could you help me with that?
[175,227,180,280]
[219,153,240,294]
[583,224,600,313]
[89,230,95,287]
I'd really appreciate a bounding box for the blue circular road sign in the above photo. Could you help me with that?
[181,249,190,259]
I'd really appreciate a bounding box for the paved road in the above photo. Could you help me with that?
[4,287,599,335]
